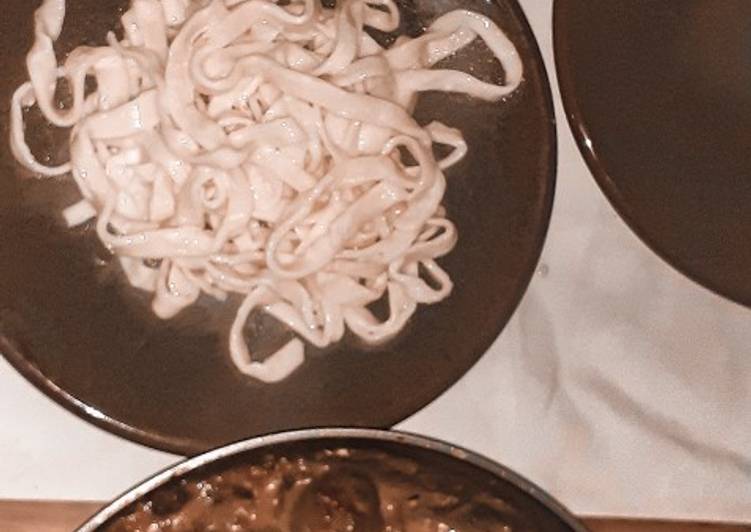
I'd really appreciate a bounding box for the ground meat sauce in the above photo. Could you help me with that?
[103,447,533,531]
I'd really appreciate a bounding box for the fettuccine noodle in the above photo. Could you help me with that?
[10,0,522,382]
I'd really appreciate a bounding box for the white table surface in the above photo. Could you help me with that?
[2,0,750,524]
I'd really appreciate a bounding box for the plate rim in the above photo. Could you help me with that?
[553,0,750,309]
[0,0,558,456]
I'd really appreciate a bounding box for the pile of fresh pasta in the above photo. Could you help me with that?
[10,0,522,382]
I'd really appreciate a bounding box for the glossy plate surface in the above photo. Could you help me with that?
[555,0,751,307]
[0,0,556,454]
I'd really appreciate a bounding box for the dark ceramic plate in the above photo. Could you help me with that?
[0,0,555,454]
[555,0,751,307]
[78,429,587,531]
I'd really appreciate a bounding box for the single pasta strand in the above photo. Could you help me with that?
[9,0,522,383]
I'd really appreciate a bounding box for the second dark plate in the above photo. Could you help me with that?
[555,0,751,307]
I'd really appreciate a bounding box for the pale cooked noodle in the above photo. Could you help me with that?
[10,0,522,382]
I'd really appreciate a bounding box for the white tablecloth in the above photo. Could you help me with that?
[1,0,750,522]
